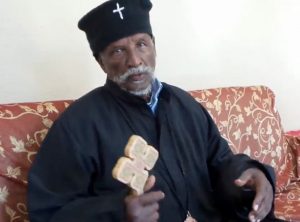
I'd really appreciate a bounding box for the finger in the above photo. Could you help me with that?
[254,198,267,221]
[144,175,156,192]
[253,190,273,221]
[252,191,264,213]
[129,175,156,196]
[139,191,165,205]
[141,210,160,222]
[249,211,258,222]
[249,209,265,222]
[234,170,254,187]
[146,211,159,222]
[125,195,161,221]
[150,212,160,222]
[143,203,160,218]
[124,196,160,221]
[234,176,253,188]
[249,193,270,222]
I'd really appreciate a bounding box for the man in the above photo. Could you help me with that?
[28,0,282,221]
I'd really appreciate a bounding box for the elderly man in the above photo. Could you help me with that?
[28,0,283,221]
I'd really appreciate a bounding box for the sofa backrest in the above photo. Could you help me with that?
[0,101,72,221]
[0,85,292,221]
[190,85,292,191]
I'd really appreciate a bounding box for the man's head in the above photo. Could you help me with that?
[78,0,156,96]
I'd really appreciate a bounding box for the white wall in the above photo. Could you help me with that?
[0,0,299,131]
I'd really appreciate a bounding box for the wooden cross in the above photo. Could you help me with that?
[112,135,159,195]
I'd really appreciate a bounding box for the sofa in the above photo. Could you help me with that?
[0,85,299,222]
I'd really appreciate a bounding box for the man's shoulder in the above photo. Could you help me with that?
[57,86,109,121]
[162,82,197,103]
[161,82,211,118]
[75,86,107,105]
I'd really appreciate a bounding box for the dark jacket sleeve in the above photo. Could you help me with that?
[201,105,276,219]
[28,120,127,222]
[198,104,275,189]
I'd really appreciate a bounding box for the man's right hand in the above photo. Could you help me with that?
[125,175,165,222]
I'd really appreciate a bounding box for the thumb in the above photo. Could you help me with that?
[130,175,156,196]
[235,171,253,187]
[144,175,156,192]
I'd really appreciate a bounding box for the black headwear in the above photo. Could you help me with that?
[78,0,153,57]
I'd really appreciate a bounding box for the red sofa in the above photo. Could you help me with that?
[0,85,299,221]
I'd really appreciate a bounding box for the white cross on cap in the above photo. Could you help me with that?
[113,3,125,20]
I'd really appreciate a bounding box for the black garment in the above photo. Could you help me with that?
[28,80,276,222]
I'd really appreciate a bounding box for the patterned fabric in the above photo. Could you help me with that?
[286,134,300,179]
[287,131,300,137]
[189,86,294,190]
[189,86,300,221]
[275,180,300,221]
[280,135,300,221]
[0,86,299,221]
[0,101,71,222]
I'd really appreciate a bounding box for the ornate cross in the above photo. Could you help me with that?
[112,135,159,195]
[113,3,125,20]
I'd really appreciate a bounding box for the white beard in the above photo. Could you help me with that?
[112,65,155,97]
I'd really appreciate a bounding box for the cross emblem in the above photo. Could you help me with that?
[112,135,159,195]
[112,3,125,20]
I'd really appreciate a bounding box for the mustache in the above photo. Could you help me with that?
[117,65,155,82]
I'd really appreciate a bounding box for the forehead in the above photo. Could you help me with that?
[106,33,152,48]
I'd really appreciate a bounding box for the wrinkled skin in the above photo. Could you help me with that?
[98,33,156,96]
[235,168,273,222]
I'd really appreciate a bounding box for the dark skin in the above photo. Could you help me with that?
[235,168,273,222]
[98,33,156,95]
[125,175,165,222]
[97,33,273,222]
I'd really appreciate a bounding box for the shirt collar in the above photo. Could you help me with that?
[147,78,163,114]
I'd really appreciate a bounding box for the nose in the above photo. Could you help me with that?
[127,49,142,68]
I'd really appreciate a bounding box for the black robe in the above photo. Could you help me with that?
[28,80,276,222]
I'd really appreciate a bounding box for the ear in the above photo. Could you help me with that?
[151,36,157,56]
[97,55,107,73]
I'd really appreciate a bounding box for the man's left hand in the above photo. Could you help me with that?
[235,168,273,222]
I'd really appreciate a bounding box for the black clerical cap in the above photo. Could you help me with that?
[78,0,153,57]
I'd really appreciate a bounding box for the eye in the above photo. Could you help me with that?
[111,48,124,56]
[137,41,147,48]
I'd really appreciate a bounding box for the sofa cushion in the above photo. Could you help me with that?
[285,134,300,179]
[286,130,300,136]
[0,101,71,222]
[274,180,300,221]
[189,86,293,191]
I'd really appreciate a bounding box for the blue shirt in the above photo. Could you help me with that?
[147,78,163,114]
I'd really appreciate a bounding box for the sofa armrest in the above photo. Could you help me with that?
[285,133,300,178]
